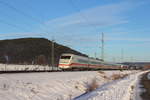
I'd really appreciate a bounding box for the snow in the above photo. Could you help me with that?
[0,71,104,100]
[0,64,147,100]
[0,64,59,71]
[75,71,148,100]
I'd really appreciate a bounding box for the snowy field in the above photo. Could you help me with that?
[0,67,148,100]
[0,64,59,71]
[148,73,150,80]
[75,71,148,100]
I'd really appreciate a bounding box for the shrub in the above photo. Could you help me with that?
[86,79,99,92]
[140,72,150,100]
[98,71,105,74]
[131,85,134,90]
[35,55,47,65]
[98,71,110,80]
[143,65,150,70]
[111,73,128,80]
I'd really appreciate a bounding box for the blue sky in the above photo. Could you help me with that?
[0,0,150,62]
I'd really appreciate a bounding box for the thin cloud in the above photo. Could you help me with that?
[0,32,43,40]
[106,37,150,42]
[61,35,150,43]
[45,1,134,30]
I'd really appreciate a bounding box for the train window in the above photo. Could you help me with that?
[61,56,71,59]
[78,59,88,63]
[91,61,101,64]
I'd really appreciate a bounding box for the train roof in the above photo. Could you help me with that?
[61,53,84,57]
[61,53,75,56]
[61,53,103,62]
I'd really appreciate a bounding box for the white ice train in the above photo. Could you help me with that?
[58,53,126,70]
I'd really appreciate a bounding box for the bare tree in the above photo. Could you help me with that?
[35,55,47,65]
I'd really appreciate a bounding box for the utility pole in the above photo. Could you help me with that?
[94,52,97,58]
[121,48,124,63]
[101,33,104,61]
[51,39,55,71]
[113,57,116,63]
[130,56,133,62]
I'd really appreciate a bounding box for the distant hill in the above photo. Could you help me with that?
[123,62,150,66]
[0,38,87,66]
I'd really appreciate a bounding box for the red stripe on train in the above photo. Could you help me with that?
[59,63,102,68]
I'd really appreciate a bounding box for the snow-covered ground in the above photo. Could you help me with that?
[0,66,147,100]
[76,71,147,100]
[0,64,59,71]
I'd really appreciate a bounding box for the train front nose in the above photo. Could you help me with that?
[58,55,72,69]
[59,64,70,69]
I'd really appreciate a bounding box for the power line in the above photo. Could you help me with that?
[68,0,102,58]
[0,19,30,32]
[68,0,98,29]
[0,1,42,24]
[0,0,50,34]
[121,48,124,62]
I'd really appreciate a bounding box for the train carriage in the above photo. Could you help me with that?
[58,53,128,70]
[59,53,103,70]
[59,54,89,69]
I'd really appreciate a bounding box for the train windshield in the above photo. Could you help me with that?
[61,56,71,59]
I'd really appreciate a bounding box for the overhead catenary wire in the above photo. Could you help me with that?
[0,0,50,34]
[68,0,99,31]
[101,32,104,61]
[0,0,63,69]
[0,0,43,25]
[0,19,31,32]
[68,0,104,59]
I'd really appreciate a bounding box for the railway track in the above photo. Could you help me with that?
[0,70,62,74]
[0,69,133,74]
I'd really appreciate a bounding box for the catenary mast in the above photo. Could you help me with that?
[101,33,104,61]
